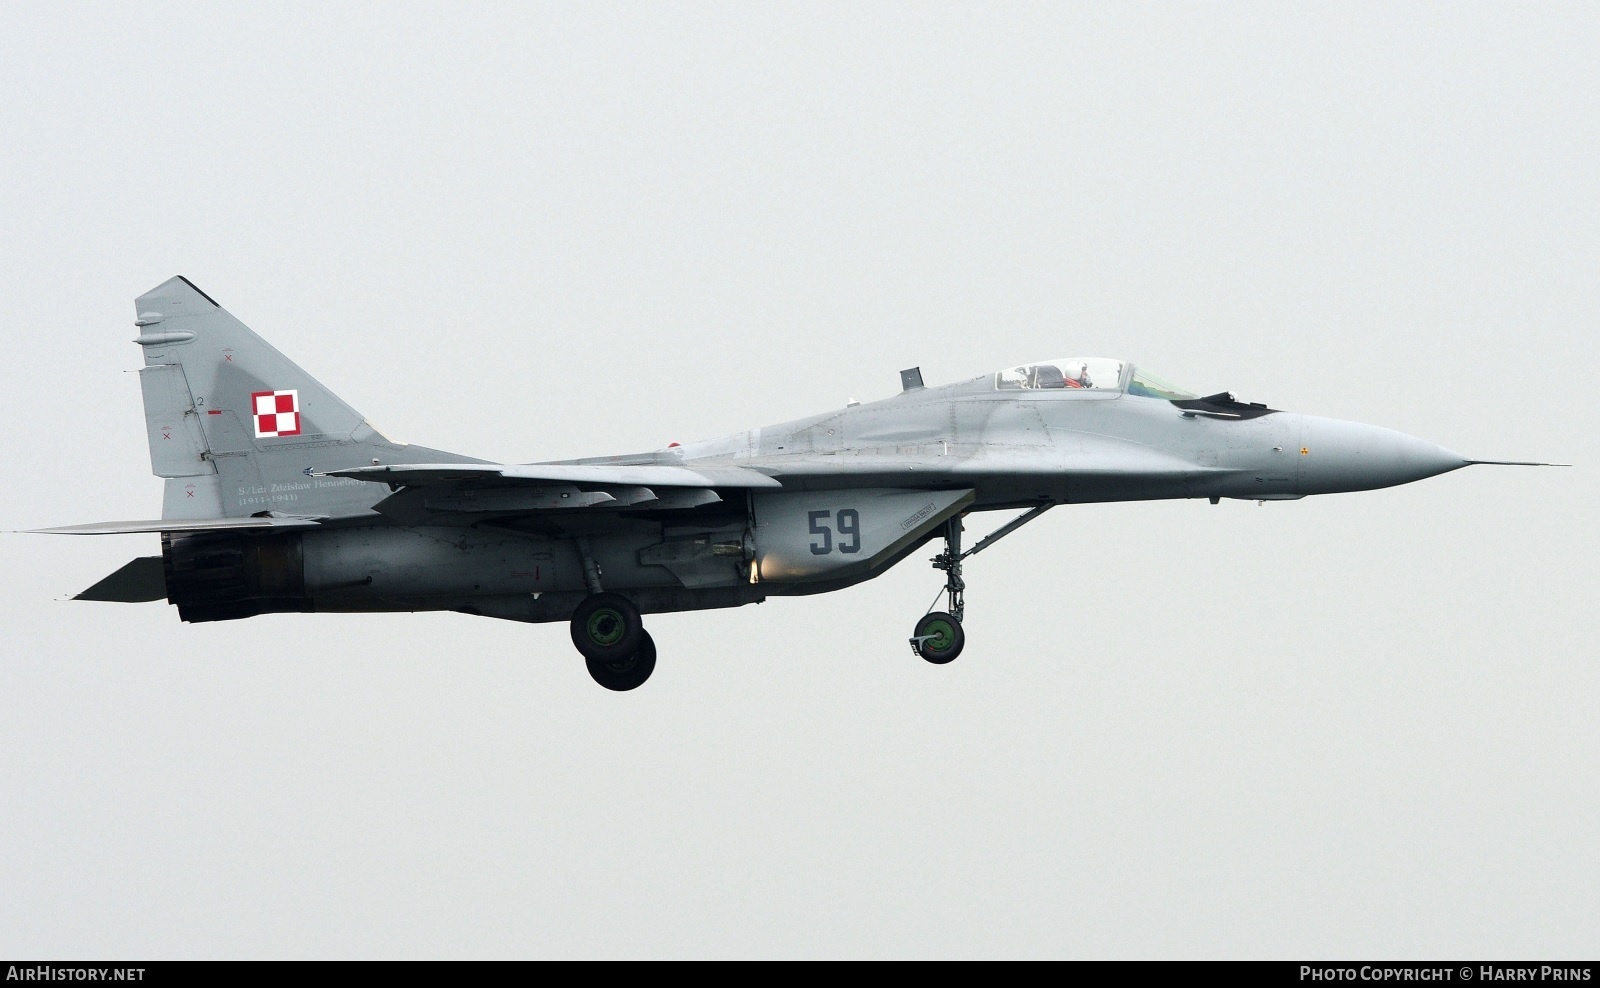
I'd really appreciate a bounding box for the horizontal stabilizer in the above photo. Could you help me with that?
[27,516,323,536]
[323,462,783,489]
[74,556,166,602]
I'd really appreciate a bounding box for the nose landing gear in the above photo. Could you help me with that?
[910,516,968,663]
[909,504,1054,665]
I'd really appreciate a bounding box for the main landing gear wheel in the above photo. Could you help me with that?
[913,611,965,664]
[570,592,644,662]
[586,629,656,691]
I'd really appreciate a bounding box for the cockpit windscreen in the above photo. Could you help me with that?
[1126,368,1198,400]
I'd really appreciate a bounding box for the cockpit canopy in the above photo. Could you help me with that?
[994,357,1197,400]
[995,357,1123,391]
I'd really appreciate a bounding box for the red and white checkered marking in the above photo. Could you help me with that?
[251,389,301,438]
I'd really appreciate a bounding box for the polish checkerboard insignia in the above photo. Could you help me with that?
[251,389,301,438]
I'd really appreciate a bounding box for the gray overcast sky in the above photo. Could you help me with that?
[1,1,1594,959]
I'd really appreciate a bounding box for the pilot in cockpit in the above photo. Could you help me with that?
[1025,361,1095,389]
[1032,364,1067,389]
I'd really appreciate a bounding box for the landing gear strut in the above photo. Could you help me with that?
[910,504,1054,664]
[910,517,968,663]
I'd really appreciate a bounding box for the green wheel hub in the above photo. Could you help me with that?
[585,608,626,647]
[913,610,964,664]
[571,592,643,663]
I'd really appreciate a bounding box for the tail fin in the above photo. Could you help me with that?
[134,276,474,520]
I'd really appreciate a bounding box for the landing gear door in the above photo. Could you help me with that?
[752,488,975,583]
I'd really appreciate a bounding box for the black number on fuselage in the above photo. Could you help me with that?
[808,510,832,555]
[809,508,860,555]
[836,509,860,553]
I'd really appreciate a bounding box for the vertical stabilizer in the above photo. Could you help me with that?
[132,276,475,519]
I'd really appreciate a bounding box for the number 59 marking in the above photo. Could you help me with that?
[809,508,860,555]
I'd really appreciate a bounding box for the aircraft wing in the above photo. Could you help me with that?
[322,461,784,520]
[326,447,1213,510]
[322,462,783,489]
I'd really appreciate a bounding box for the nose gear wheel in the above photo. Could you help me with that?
[912,611,964,664]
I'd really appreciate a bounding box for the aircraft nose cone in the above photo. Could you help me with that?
[1300,417,1469,494]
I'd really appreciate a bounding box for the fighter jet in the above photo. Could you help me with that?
[31,277,1560,690]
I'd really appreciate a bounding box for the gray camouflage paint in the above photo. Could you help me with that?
[50,276,1472,622]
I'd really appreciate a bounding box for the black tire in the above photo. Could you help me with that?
[570,592,643,662]
[586,629,656,691]
[914,611,965,664]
